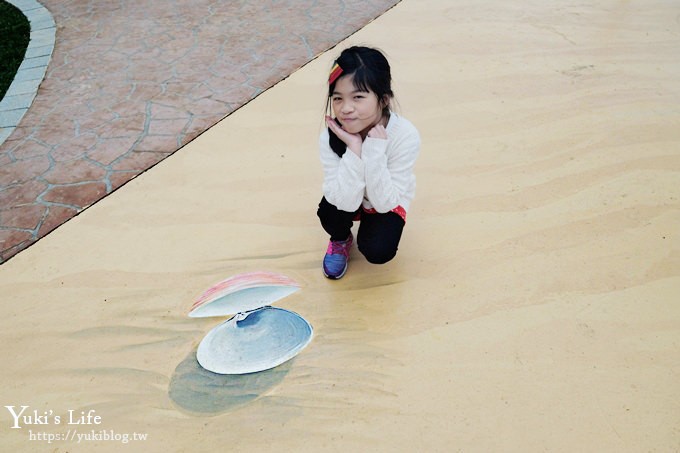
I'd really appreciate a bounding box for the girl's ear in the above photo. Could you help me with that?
[380,95,391,110]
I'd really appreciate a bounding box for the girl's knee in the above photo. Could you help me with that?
[359,243,398,264]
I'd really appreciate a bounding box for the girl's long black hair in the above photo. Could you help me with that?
[326,46,394,157]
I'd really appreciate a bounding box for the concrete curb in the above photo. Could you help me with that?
[0,0,55,145]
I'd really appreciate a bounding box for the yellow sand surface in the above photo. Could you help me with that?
[1,1,679,451]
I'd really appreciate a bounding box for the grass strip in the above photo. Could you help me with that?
[0,0,31,100]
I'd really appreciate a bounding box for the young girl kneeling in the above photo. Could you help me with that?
[317,46,421,279]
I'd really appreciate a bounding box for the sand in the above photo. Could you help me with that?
[1,0,679,451]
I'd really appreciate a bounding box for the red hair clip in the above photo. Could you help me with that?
[328,62,343,85]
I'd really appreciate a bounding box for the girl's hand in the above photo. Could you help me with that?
[367,124,387,140]
[326,116,362,156]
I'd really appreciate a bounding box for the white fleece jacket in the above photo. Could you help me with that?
[319,112,420,215]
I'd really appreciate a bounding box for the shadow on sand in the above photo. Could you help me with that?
[168,348,292,415]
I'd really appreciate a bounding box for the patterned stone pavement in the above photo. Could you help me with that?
[0,0,401,263]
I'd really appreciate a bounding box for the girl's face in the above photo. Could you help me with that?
[331,74,384,137]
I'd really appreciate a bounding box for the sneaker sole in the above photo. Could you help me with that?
[323,262,348,279]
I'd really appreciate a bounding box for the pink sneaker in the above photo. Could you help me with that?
[322,233,353,279]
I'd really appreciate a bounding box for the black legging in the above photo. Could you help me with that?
[317,197,405,264]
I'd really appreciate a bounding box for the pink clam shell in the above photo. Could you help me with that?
[189,271,300,318]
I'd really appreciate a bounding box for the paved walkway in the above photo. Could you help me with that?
[0,0,400,263]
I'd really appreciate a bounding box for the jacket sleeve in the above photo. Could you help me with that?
[361,123,420,213]
[319,129,366,212]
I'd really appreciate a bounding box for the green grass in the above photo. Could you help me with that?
[0,0,30,100]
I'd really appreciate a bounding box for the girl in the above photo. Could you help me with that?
[317,46,420,279]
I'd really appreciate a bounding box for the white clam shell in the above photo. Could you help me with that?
[189,272,313,375]
[196,307,313,375]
